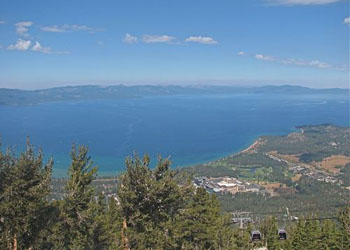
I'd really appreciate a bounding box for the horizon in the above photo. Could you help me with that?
[1,0,349,89]
[0,83,350,91]
[1,83,350,91]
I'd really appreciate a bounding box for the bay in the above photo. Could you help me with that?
[0,93,349,177]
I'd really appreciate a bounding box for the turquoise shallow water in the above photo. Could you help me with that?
[0,93,349,177]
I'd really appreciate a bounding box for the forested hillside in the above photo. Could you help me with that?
[0,143,349,249]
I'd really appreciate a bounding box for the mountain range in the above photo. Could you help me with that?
[0,84,348,106]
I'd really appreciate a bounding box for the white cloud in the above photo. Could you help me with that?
[251,52,344,70]
[41,26,64,32]
[255,54,274,61]
[0,21,5,24]
[15,21,33,37]
[344,17,350,26]
[8,40,69,54]
[266,0,341,5]
[281,58,331,68]
[32,41,69,54]
[32,41,51,54]
[237,50,346,70]
[308,60,331,68]
[7,39,31,50]
[123,33,138,44]
[276,57,328,68]
[41,24,102,33]
[185,36,218,44]
[142,34,175,43]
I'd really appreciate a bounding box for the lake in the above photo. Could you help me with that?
[0,93,349,177]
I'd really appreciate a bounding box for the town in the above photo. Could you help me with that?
[194,176,264,195]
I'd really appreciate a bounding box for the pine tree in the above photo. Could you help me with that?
[103,197,123,249]
[290,219,307,250]
[319,219,340,250]
[116,154,234,249]
[117,154,183,248]
[50,145,98,250]
[0,142,52,250]
[260,216,279,250]
[338,206,350,249]
[88,193,111,250]
[174,187,229,249]
[289,217,326,250]
[215,214,237,250]
[233,227,251,250]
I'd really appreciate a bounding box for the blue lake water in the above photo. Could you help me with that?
[0,93,349,177]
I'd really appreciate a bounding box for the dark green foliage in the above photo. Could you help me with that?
[0,142,52,249]
[319,219,341,250]
[232,227,251,250]
[338,206,350,249]
[260,125,350,158]
[117,154,182,248]
[260,217,279,249]
[49,145,102,249]
[174,187,223,249]
[186,149,292,184]
[219,176,347,219]
[116,154,234,249]
[299,152,328,163]
[102,197,123,248]
[185,164,240,178]
[286,210,350,250]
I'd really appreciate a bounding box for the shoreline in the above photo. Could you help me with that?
[30,124,350,179]
[240,138,264,154]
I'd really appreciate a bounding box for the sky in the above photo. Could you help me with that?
[0,0,349,89]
